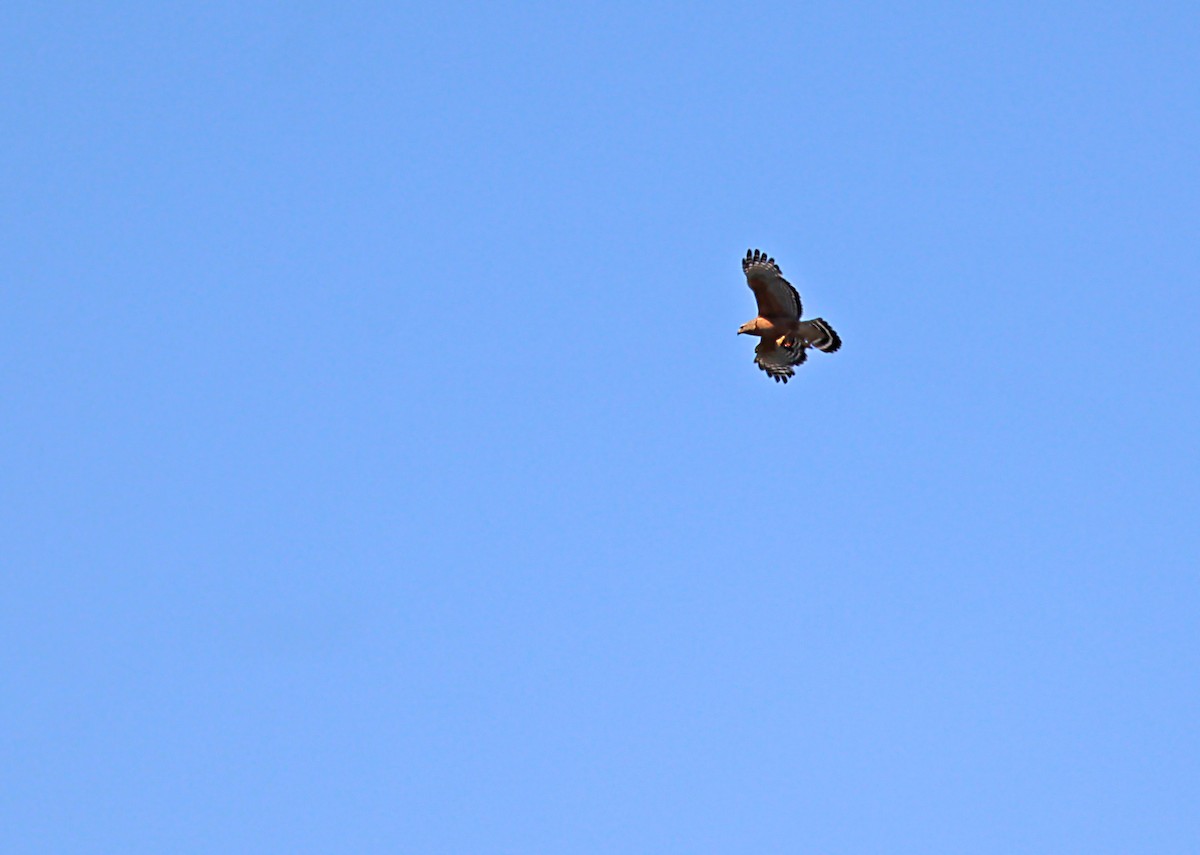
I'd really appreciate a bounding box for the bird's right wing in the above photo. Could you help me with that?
[754,336,807,383]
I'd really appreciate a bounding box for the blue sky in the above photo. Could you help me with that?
[4,1,1198,851]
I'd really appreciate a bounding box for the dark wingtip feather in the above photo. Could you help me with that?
[743,247,783,276]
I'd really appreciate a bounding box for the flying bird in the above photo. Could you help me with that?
[738,249,841,383]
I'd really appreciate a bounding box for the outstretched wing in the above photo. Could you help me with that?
[743,249,802,321]
[754,336,807,384]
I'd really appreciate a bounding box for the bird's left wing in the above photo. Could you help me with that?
[743,249,802,321]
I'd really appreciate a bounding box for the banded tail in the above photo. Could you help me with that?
[798,318,841,353]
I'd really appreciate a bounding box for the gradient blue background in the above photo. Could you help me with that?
[4,2,1198,852]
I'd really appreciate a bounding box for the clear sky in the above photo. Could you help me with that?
[4,2,1198,852]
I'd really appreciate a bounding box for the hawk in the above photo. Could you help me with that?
[737,248,841,383]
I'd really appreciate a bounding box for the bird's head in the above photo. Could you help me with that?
[736,320,758,336]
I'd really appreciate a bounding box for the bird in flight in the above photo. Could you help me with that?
[738,249,841,383]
